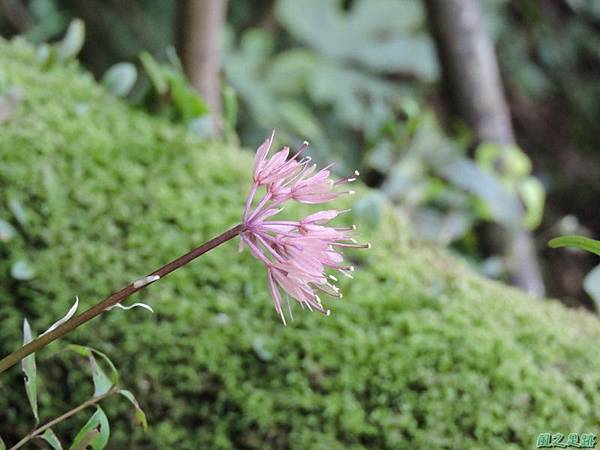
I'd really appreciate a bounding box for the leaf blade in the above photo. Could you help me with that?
[40,429,64,450]
[548,235,600,256]
[69,407,110,450]
[22,319,39,423]
[89,354,113,397]
[118,390,148,432]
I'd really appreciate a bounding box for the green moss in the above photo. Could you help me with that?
[1,38,600,449]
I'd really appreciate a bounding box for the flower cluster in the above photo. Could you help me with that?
[241,132,369,324]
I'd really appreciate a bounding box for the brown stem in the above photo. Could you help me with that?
[0,224,243,374]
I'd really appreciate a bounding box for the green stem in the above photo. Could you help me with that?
[0,224,243,374]
[9,386,118,450]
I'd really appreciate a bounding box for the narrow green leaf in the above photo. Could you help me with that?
[169,76,209,122]
[69,407,109,450]
[119,390,148,432]
[102,63,137,97]
[11,259,35,280]
[548,235,600,256]
[65,345,119,386]
[0,434,5,450]
[519,177,545,230]
[22,319,39,423]
[89,354,113,396]
[56,19,85,60]
[139,51,167,95]
[66,344,92,357]
[39,429,64,450]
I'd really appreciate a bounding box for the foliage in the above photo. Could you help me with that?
[138,49,210,132]
[549,236,600,311]
[223,0,437,172]
[363,104,544,279]
[1,313,146,448]
[2,39,600,449]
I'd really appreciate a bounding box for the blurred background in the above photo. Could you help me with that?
[1,0,599,307]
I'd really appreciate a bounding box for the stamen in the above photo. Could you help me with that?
[332,242,371,249]
[334,169,360,185]
[340,270,354,279]
[334,226,356,232]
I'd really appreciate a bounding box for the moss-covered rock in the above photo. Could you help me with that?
[1,38,600,449]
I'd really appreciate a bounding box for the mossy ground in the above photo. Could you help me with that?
[1,38,599,449]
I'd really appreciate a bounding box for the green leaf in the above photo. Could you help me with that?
[11,259,35,280]
[39,429,64,450]
[56,18,85,60]
[439,159,522,226]
[89,354,114,396]
[0,219,16,242]
[276,0,437,79]
[102,63,137,97]
[0,434,5,450]
[519,177,545,230]
[169,76,209,122]
[22,319,39,423]
[66,344,92,357]
[475,142,502,172]
[548,235,600,256]
[119,390,148,432]
[503,145,532,179]
[140,51,167,95]
[69,407,109,450]
[65,345,119,386]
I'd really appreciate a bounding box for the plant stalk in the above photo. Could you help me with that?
[0,224,243,375]
[9,386,118,450]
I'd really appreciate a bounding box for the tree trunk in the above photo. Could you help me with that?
[179,0,228,133]
[425,0,545,296]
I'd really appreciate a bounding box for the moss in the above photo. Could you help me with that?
[1,38,600,449]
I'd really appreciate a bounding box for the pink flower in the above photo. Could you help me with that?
[241,132,369,324]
